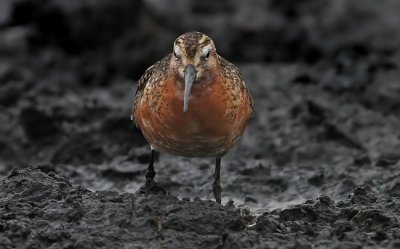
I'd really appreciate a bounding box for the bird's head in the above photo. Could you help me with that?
[170,32,218,113]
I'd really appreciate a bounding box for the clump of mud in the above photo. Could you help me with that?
[1,167,400,248]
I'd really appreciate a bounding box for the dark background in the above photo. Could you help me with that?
[1,0,400,248]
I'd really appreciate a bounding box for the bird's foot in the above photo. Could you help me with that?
[136,179,168,195]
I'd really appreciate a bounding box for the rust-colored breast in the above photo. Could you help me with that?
[134,60,253,157]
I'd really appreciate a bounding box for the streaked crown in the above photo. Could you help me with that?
[173,32,215,62]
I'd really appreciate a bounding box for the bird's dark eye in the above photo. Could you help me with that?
[205,50,210,59]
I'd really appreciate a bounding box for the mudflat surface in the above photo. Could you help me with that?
[1,0,400,248]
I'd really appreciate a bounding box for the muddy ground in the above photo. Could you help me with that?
[1,0,400,248]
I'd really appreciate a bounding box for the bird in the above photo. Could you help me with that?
[132,31,253,204]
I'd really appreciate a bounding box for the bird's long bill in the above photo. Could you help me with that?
[183,64,197,113]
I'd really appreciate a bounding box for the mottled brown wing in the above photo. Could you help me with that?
[132,54,172,125]
[219,56,254,118]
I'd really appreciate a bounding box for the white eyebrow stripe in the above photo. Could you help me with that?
[174,45,182,56]
[198,34,207,44]
[202,46,211,56]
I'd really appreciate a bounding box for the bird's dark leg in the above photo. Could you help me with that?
[213,157,222,204]
[145,149,156,182]
[137,149,166,195]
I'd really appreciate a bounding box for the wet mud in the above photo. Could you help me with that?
[1,0,400,248]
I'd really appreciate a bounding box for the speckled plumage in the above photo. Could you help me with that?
[132,32,253,157]
[132,53,172,117]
